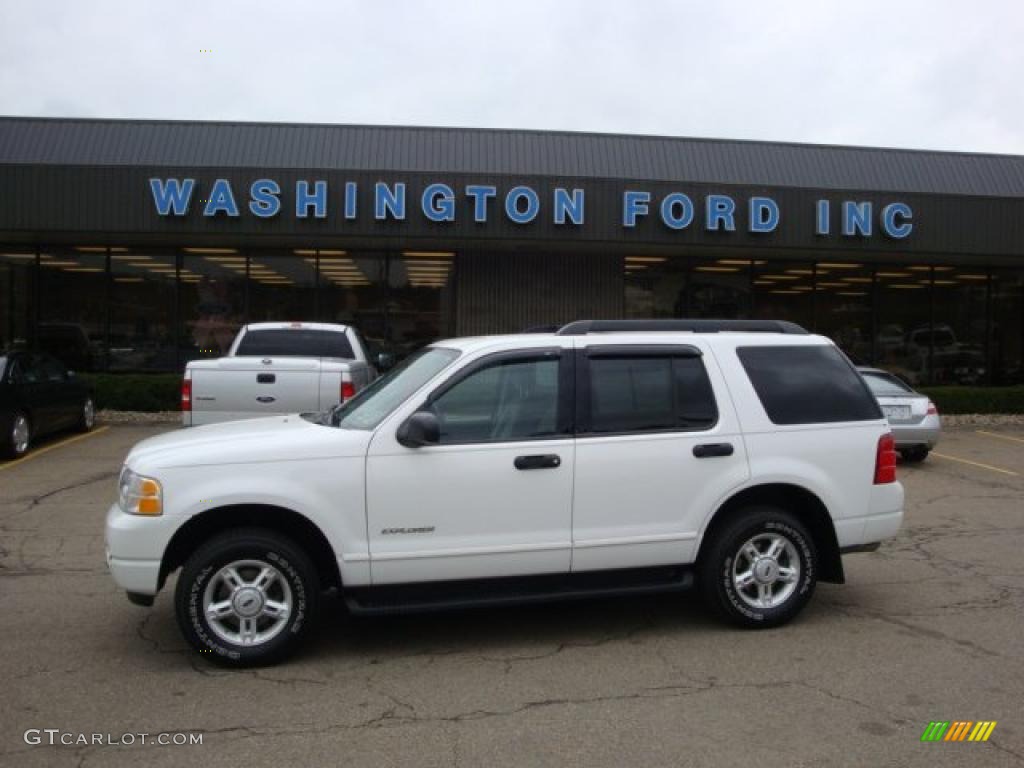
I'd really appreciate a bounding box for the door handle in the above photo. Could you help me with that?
[514,454,562,470]
[693,443,734,458]
[256,396,276,404]
[257,373,276,384]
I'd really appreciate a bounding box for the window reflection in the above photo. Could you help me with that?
[180,249,246,363]
[110,249,176,370]
[624,256,752,318]
[315,250,387,357]
[37,248,106,371]
[0,248,34,352]
[875,265,932,386]
[992,269,1023,385]
[247,251,317,323]
[932,269,987,384]
[751,261,814,330]
[388,251,455,358]
[814,262,873,365]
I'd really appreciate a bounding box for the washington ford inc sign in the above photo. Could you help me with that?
[149,178,914,238]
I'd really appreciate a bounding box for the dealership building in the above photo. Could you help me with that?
[0,116,1022,384]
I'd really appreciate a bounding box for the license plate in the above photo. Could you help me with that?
[883,405,911,420]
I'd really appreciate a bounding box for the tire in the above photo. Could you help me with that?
[3,411,31,459]
[175,528,319,667]
[900,445,929,463]
[698,506,817,629]
[77,396,96,432]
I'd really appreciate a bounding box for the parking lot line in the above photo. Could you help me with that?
[976,429,1024,446]
[0,426,110,471]
[930,451,1019,477]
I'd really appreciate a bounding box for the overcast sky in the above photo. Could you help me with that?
[1,0,1021,154]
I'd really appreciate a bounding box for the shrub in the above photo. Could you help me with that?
[918,386,1024,415]
[80,373,180,412]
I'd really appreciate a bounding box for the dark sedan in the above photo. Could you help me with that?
[1,351,95,459]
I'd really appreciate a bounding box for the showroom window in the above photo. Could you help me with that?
[109,248,176,371]
[36,247,107,372]
[624,255,752,319]
[315,249,388,357]
[247,250,317,324]
[992,269,1023,385]
[813,261,874,366]
[179,248,246,364]
[751,260,815,331]
[0,247,34,352]
[388,251,455,358]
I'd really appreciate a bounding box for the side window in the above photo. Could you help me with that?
[586,353,718,434]
[21,357,42,384]
[39,355,67,382]
[429,356,561,443]
[737,345,882,425]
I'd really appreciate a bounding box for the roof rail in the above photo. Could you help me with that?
[555,319,809,335]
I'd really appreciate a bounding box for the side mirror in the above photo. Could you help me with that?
[396,410,440,448]
[376,351,396,371]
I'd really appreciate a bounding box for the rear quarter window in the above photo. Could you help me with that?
[737,345,882,425]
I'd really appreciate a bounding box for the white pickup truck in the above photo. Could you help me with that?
[182,322,376,427]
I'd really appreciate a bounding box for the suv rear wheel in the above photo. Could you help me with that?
[175,528,319,666]
[698,507,817,628]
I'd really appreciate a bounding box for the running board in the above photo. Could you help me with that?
[343,566,694,616]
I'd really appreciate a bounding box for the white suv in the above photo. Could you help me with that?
[106,319,903,666]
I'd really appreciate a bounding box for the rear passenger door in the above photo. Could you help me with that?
[571,343,750,572]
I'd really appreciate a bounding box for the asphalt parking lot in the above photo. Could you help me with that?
[1,425,1023,767]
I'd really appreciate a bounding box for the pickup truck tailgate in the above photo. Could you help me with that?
[191,357,327,422]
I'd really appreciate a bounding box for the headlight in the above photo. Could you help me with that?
[118,466,163,516]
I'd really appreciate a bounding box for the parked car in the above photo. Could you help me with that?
[106,319,903,666]
[182,322,377,427]
[1,351,95,458]
[857,367,940,462]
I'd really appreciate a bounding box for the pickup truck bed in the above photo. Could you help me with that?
[182,322,374,426]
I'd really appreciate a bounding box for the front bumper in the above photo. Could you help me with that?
[105,504,172,597]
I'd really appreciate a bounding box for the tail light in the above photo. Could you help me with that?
[181,378,192,412]
[926,401,938,415]
[874,433,897,484]
[341,380,356,401]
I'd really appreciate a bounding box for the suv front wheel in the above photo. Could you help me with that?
[175,528,319,666]
[698,507,817,628]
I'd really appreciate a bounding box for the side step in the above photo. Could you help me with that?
[343,566,694,616]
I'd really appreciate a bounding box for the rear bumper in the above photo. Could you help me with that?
[891,414,941,448]
[834,481,904,549]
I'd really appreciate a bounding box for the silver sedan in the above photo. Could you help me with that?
[858,367,941,462]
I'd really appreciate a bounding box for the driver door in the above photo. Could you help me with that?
[365,346,575,584]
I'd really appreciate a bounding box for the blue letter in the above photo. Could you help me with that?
[422,183,456,222]
[344,182,357,220]
[816,199,830,235]
[553,188,585,225]
[842,201,873,236]
[296,180,327,218]
[465,185,496,222]
[505,186,540,224]
[881,202,913,239]
[706,195,736,231]
[375,182,406,220]
[660,193,694,230]
[749,197,779,233]
[249,179,281,218]
[623,191,650,227]
[149,178,195,216]
[204,179,239,217]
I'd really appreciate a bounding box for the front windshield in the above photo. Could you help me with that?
[331,347,460,430]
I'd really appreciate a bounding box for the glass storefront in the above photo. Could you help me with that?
[626,254,1023,387]
[1,244,1021,386]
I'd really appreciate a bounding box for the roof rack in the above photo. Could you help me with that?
[555,319,809,336]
